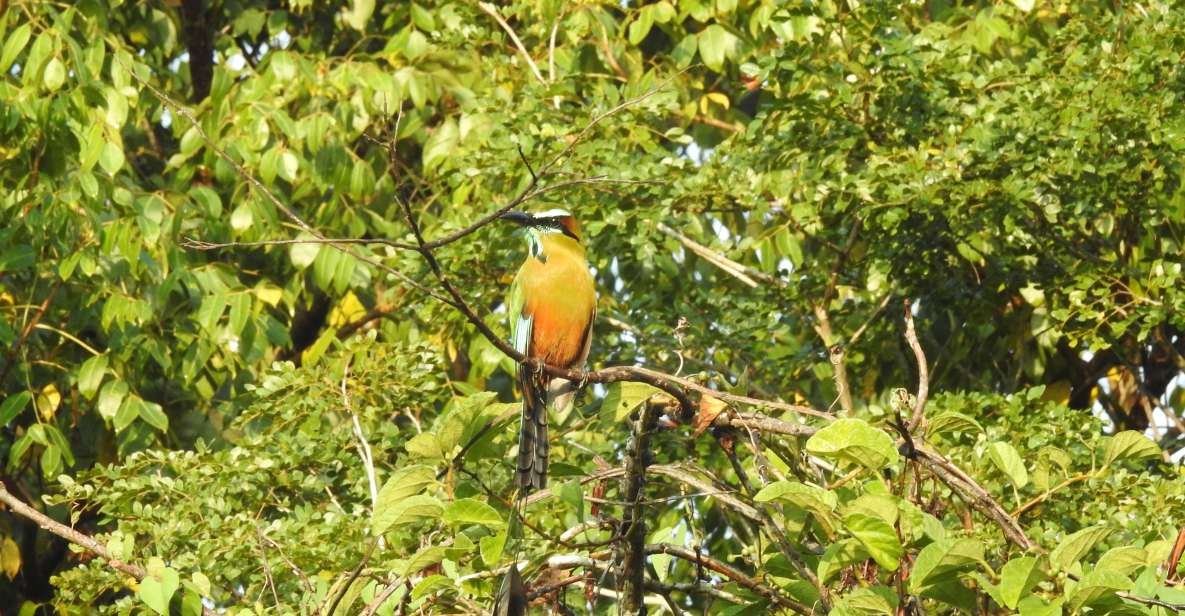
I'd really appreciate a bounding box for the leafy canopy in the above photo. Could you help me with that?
[2,0,1185,614]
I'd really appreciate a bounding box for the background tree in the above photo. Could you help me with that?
[2,0,1185,614]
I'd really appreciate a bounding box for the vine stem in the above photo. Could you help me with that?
[1011,473,1093,518]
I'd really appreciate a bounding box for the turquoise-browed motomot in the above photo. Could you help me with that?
[501,209,596,493]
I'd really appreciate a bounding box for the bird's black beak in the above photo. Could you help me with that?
[499,211,535,227]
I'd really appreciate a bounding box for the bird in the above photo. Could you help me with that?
[501,208,596,494]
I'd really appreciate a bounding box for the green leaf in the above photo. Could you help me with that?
[374,465,435,505]
[372,494,443,535]
[399,545,446,576]
[343,0,374,31]
[114,394,142,432]
[1049,526,1112,572]
[818,538,869,583]
[987,441,1029,489]
[227,294,251,337]
[0,245,35,272]
[77,354,109,399]
[480,529,507,566]
[628,10,653,45]
[190,571,211,596]
[926,411,983,437]
[372,466,438,533]
[755,480,837,535]
[909,539,984,594]
[97,380,127,422]
[1095,546,1148,576]
[43,424,74,466]
[278,150,299,182]
[422,118,458,171]
[0,392,32,427]
[410,4,436,31]
[289,233,320,268]
[1102,431,1160,468]
[832,587,896,616]
[260,147,280,184]
[1018,595,1063,616]
[601,381,660,423]
[698,24,734,72]
[21,33,51,86]
[805,418,898,470]
[105,88,128,128]
[139,400,169,432]
[410,575,452,600]
[999,556,1046,609]
[138,558,179,615]
[405,30,429,60]
[99,142,124,175]
[42,57,65,90]
[1067,569,1131,613]
[844,513,901,571]
[442,498,504,529]
[0,24,31,74]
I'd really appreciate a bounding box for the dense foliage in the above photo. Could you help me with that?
[2,0,1185,614]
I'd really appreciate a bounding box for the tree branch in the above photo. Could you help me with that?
[914,446,1033,551]
[620,399,664,612]
[903,299,930,431]
[645,543,813,615]
[0,482,218,616]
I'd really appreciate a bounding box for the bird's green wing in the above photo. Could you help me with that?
[507,272,532,356]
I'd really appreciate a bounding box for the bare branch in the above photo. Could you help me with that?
[903,299,930,431]
[914,446,1033,551]
[419,176,657,251]
[342,363,382,549]
[359,576,407,616]
[656,222,781,288]
[620,399,664,612]
[180,236,416,252]
[847,291,893,348]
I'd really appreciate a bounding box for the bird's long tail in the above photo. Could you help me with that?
[515,379,549,494]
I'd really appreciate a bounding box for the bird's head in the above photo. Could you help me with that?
[499,208,582,243]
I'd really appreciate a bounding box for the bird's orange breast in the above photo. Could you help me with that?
[515,237,596,368]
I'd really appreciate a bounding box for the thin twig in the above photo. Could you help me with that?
[1010,473,1092,518]
[645,544,812,615]
[181,236,416,251]
[342,363,382,549]
[323,540,378,616]
[903,299,930,431]
[0,282,60,385]
[358,575,406,616]
[847,292,893,348]
[420,78,676,251]
[257,530,315,594]
[656,222,780,288]
[477,2,546,84]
